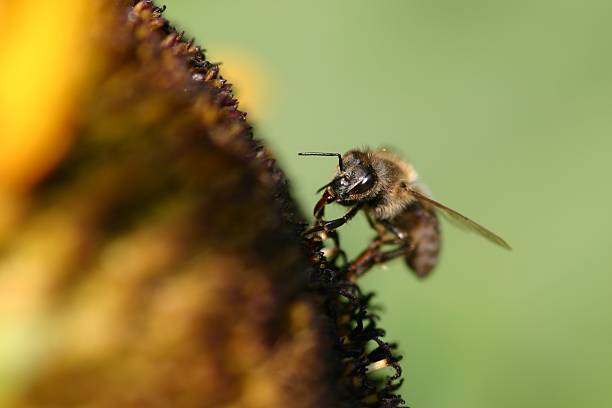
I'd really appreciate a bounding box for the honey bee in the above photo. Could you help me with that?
[299,148,510,279]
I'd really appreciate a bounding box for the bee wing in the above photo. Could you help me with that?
[408,187,512,250]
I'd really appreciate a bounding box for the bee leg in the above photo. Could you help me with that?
[374,247,407,264]
[344,238,383,279]
[347,244,407,280]
[303,204,363,236]
[364,212,389,239]
[377,237,404,246]
[380,220,407,241]
[364,212,377,228]
[313,189,333,219]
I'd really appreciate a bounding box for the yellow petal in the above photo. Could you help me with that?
[0,0,91,192]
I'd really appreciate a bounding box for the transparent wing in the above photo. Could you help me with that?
[408,188,512,250]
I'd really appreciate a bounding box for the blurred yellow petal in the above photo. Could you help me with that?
[214,49,272,121]
[0,0,91,192]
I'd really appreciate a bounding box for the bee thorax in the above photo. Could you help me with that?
[371,195,415,220]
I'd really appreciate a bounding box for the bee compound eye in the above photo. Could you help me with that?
[350,173,376,194]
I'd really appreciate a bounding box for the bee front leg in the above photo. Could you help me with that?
[303,204,363,236]
[313,189,334,220]
[308,190,349,264]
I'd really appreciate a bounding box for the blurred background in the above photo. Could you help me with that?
[163,1,612,407]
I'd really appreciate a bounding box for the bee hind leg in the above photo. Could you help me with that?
[346,241,407,280]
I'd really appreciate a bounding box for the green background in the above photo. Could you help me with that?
[164,1,612,406]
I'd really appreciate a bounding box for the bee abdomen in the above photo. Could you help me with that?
[401,206,441,278]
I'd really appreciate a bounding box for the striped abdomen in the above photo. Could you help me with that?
[392,201,441,278]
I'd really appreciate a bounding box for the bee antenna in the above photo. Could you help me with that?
[298,152,344,172]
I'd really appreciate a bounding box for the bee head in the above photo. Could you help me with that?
[299,150,378,204]
[329,150,377,203]
[298,150,378,204]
